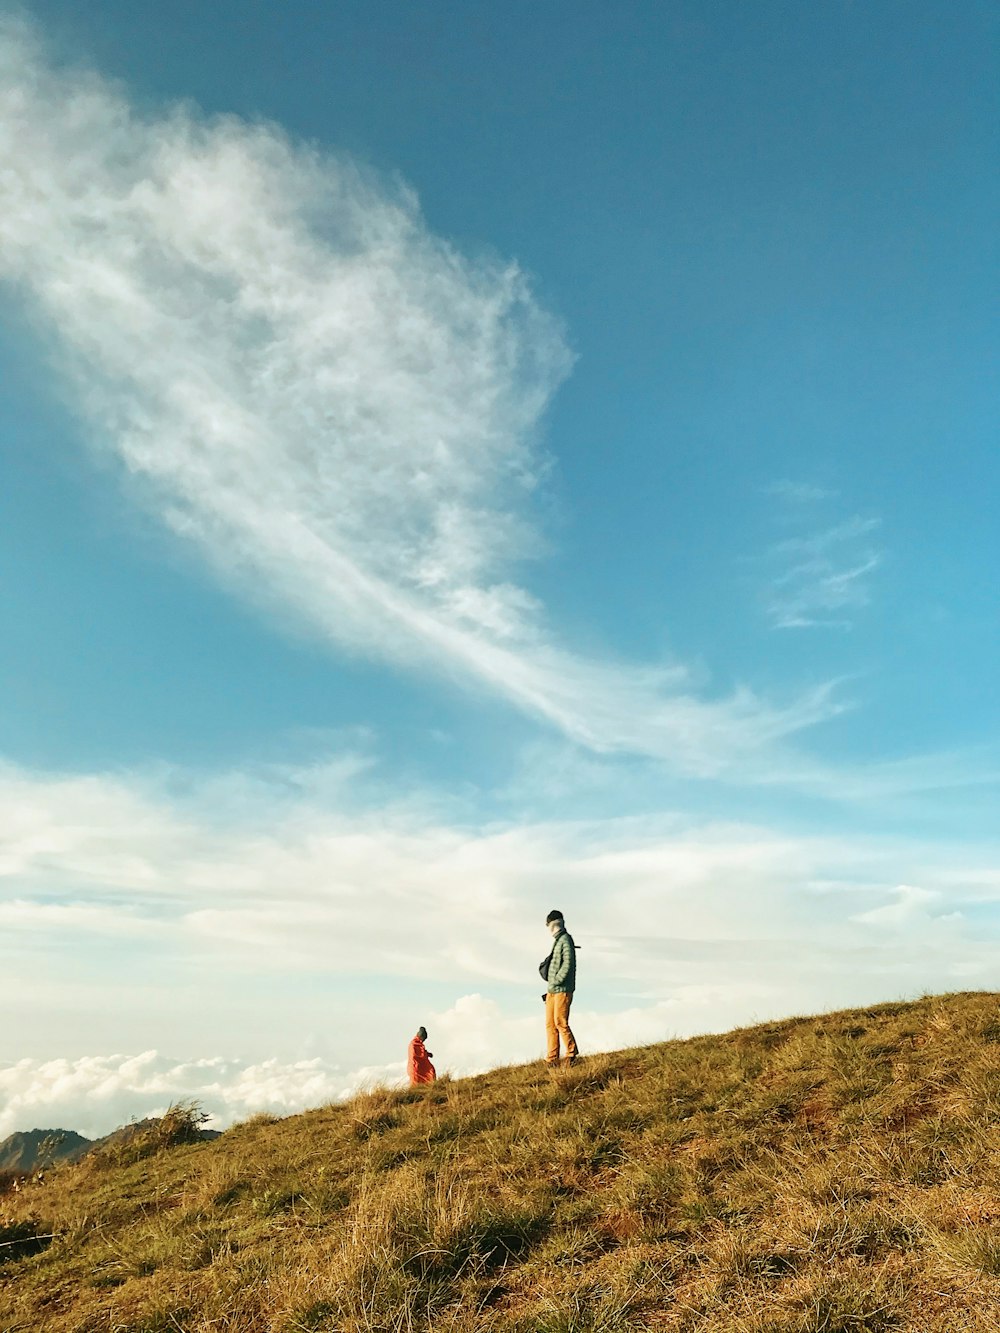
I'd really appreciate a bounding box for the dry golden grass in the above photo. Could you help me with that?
[4,992,1000,1330]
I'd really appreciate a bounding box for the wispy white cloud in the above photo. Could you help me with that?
[759,490,883,629]
[0,898,153,935]
[758,747,1000,812]
[764,479,837,505]
[851,883,961,930]
[0,16,844,776]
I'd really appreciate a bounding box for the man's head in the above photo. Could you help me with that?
[546,909,564,936]
[417,1026,428,1041]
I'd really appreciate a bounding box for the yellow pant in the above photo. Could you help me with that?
[545,991,578,1064]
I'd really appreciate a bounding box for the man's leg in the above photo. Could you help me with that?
[554,992,578,1063]
[545,993,560,1065]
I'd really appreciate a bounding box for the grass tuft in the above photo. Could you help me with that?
[90,1101,210,1168]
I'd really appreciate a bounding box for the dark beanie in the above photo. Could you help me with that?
[545,909,564,925]
[417,1026,428,1041]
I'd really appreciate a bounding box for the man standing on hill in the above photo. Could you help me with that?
[542,909,578,1067]
[407,1026,436,1085]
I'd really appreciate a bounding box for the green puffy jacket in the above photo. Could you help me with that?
[547,929,576,994]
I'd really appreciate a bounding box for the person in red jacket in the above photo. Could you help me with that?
[407,1026,436,1085]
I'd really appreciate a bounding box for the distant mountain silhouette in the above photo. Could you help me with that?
[0,1129,91,1171]
[0,1120,221,1172]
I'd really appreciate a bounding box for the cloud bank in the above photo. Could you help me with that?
[0,15,843,775]
[0,1050,385,1140]
[4,750,999,1125]
[6,751,993,985]
[0,989,793,1138]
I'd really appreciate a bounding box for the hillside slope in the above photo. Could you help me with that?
[3,993,1000,1332]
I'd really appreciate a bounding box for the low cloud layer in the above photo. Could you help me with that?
[0,1049,399,1140]
[6,752,995,983]
[0,992,774,1138]
[0,15,844,776]
[3,750,999,1134]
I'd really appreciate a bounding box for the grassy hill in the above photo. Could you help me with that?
[3,992,1000,1332]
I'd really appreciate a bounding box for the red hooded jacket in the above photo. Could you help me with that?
[407,1034,436,1085]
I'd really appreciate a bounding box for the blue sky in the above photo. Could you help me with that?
[1,1,998,1133]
